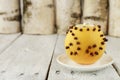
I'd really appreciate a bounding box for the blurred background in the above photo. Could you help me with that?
[0,0,120,37]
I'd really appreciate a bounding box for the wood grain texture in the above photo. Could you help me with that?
[83,0,108,34]
[20,0,23,32]
[0,34,57,80]
[0,0,20,33]
[106,36,120,76]
[56,0,81,34]
[48,35,120,80]
[109,0,120,37]
[0,33,20,53]
[23,0,55,34]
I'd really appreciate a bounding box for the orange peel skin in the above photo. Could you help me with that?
[65,24,107,65]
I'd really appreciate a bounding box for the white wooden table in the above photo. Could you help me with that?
[0,34,119,80]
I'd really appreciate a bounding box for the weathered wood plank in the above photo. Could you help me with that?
[0,0,20,33]
[83,0,108,34]
[0,33,21,53]
[109,0,120,37]
[23,0,55,34]
[0,34,57,80]
[106,36,120,75]
[56,0,81,34]
[48,35,120,80]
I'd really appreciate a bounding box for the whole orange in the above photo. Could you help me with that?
[65,24,107,64]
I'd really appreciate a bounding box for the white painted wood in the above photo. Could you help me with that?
[48,35,120,80]
[0,0,20,33]
[56,0,81,34]
[109,0,120,37]
[83,0,108,34]
[0,34,57,80]
[23,0,55,34]
[0,33,20,53]
[106,36,120,75]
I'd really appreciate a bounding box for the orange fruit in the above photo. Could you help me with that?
[65,24,108,64]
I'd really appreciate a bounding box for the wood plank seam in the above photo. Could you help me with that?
[46,34,59,80]
[0,33,21,55]
[0,34,58,80]
[106,0,109,35]
[80,0,84,23]
[112,64,120,77]
[105,51,120,76]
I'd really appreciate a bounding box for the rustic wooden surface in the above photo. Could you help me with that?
[23,0,55,34]
[0,34,57,80]
[0,34,119,80]
[106,36,120,76]
[0,0,20,33]
[56,0,81,34]
[83,0,108,34]
[109,0,120,37]
[0,33,20,53]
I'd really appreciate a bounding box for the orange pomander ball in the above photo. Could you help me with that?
[65,24,108,65]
